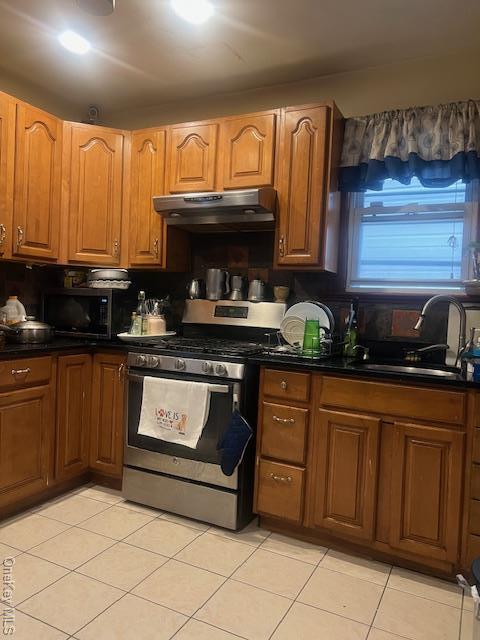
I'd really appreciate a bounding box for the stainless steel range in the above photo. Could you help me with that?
[123,299,285,530]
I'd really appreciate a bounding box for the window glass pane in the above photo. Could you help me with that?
[363,177,467,208]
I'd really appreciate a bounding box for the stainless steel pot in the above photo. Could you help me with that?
[0,317,54,344]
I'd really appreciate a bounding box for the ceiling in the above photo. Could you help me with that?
[0,0,479,121]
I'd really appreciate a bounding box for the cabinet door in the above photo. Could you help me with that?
[0,93,14,259]
[13,102,62,260]
[90,353,125,477]
[66,123,124,265]
[0,385,52,508]
[222,113,276,189]
[276,105,329,266]
[308,409,380,541]
[389,421,464,563]
[129,129,165,266]
[167,123,218,192]
[55,354,92,481]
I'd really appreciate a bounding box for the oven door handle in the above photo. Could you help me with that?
[127,372,229,394]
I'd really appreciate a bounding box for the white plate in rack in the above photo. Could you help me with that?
[117,331,176,343]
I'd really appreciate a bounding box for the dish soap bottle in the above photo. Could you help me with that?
[343,304,358,357]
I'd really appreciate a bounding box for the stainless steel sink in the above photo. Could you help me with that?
[356,363,461,379]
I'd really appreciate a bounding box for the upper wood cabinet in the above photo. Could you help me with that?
[276,103,343,271]
[308,409,381,541]
[129,128,166,266]
[0,93,15,259]
[389,421,464,563]
[167,122,218,193]
[221,113,277,189]
[55,354,92,482]
[64,122,125,265]
[13,102,62,260]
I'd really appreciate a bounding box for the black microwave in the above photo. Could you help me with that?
[42,288,135,340]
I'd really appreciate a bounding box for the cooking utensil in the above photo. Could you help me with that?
[248,279,265,302]
[88,268,129,282]
[273,286,289,303]
[206,269,230,301]
[229,275,245,301]
[187,279,204,299]
[0,317,54,344]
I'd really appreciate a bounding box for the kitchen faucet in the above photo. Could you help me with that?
[414,295,467,368]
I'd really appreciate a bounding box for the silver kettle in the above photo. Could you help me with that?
[206,269,230,301]
[248,279,266,302]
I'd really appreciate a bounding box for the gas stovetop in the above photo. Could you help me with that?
[154,337,264,357]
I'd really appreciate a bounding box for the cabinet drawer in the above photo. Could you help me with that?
[470,500,480,535]
[0,357,52,390]
[261,402,308,464]
[263,369,310,403]
[256,459,304,523]
[320,376,465,425]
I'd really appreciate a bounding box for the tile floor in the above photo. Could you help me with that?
[0,484,473,639]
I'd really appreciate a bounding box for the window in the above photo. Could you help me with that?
[347,178,478,293]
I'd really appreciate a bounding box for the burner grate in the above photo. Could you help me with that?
[160,337,263,356]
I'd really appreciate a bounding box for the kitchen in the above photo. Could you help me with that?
[1,1,480,639]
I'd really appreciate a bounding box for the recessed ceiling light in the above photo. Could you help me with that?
[58,30,91,55]
[171,0,214,24]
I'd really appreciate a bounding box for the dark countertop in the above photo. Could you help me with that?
[0,337,128,358]
[251,353,478,389]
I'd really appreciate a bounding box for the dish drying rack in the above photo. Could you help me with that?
[262,329,341,360]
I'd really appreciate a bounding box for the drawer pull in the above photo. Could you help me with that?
[272,415,295,425]
[270,472,292,483]
[280,380,288,390]
[11,367,31,377]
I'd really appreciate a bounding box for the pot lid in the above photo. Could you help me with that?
[12,316,52,330]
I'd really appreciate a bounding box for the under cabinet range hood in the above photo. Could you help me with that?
[153,187,276,232]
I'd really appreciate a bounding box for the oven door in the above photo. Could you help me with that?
[125,368,241,489]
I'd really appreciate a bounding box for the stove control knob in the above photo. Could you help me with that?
[202,361,213,374]
[148,355,160,368]
[175,358,186,371]
[136,355,147,367]
[215,364,227,376]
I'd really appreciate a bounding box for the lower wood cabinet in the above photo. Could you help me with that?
[89,352,126,478]
[388,421,464,563]
[256,459,305,523]
[0,384,53,508]
[55,354,92,481]
[308,409,381,542]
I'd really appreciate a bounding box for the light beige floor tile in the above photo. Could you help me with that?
[298,565,383,625]
[233,548,314,598]
[19,572,123,635]
[29,526,115,569]
[368,630,410,640]
[460,607,473,640]
[0,541,22,557]
[173,619,242,639]
[260,532,327,565]
[160,512,210,531]
[1,610,68,639]
[0,514,69,550]
[320,549,391,586]
[76,485,124,504]
[133,558,225,615]
[118,500,163,516]
[374,588,461,640]
[195,579,291,640]
[76,593,187,640]
[388,566,462,608]
[124,519,201,557]
[271,601,368,640]
[4,553,69,604]
[79,505,155,539]
[77,541,168,590]
[207,518,271,547]
[36,494,111,525]
[463,592,474,611]
[176,532,254,577]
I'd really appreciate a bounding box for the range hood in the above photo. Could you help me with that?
[153,187,276,232]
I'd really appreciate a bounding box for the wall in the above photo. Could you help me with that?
[107,49,480,128]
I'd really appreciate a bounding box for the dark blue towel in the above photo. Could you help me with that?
[217,410,253,476]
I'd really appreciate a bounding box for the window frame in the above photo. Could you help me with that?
[346,181,479,295]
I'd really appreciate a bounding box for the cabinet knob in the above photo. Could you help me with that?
[0,224,6,249]
[280,380,288,390]
[269,472,292,483]
[113,238,120,257]
[272,415,295,425]
[278,235,285,258]
[11,367,30,377]
[16,226,24,249]
[153,238,159,258]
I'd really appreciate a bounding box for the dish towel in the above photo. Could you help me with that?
[138,376,212,449]
[217,410,253,476]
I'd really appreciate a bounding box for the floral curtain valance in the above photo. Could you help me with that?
[339,99,480,192]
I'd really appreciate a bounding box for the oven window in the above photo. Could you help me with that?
[127,372,235,464]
